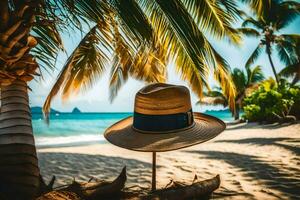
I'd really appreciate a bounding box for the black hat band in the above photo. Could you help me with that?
[133,109,194,133]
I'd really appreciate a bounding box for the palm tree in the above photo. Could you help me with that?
[199,65,264,120]
[238,0,300,84]
[0,0,241,199]
[0,1,68,199]
[279,35,300,85]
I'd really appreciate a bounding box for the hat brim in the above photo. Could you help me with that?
[104,112,226,152]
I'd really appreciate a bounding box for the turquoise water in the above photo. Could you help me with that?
[33,111,233,147]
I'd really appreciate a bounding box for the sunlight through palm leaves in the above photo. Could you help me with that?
[43,0,241,120]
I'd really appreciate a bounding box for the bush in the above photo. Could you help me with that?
[242,79,300,123]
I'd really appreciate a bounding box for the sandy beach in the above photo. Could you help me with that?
[37,122,300,199]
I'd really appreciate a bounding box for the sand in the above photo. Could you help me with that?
[37,122,300,199]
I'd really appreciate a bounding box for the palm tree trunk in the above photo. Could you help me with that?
[234,104,240,120]
[0,80,40,199]
[266,45,279,84]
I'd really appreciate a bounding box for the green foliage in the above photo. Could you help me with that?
[243,104,261,121]
[243,79,300,122]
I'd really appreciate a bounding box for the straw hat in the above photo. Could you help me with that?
[104,83,225,152]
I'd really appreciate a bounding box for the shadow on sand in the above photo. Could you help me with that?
[225,122,298,131]
[185,150,300,199]
[38,152,155,189]
[216,137,300,156]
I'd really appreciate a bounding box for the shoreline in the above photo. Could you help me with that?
[37,123,300,199]
[34,121,296,148]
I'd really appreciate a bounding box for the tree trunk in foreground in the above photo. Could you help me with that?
[0,80,40,199]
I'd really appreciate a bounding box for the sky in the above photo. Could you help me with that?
[28,9,300,113]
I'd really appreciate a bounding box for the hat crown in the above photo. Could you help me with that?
[134,83,192,115]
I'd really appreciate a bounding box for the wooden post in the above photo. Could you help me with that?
[152,152,156,191]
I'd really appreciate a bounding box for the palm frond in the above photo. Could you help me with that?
[276,34,299,64]
[129,44,166,83]
[40,0,81,31]
[241,0,299,30]
[40,0,110,32]
[112,0,153,43]
[246,65,264,85]
[43,0,241,114]
[182,0,242,44]
[240,0,272,18]
[241,17,265,30]
[232,68,247,92]
[31,0,112,77]
[138,0,236,101]
[273,1,300,29]
[206,43,236,112]
[279,62,300,84]
[237,27,260,38]
[73,0,110,24]
[43,25,112,120]
[245,43,264,68]
[108,12,167,101]
[216,0,245,20]
[275,41,295,66]
[31,24,63,72]
[61,28,111,99]
[109,16,135,102]
[150,0,212,96]
[31,1,67,73]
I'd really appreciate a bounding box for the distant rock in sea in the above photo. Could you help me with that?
[31,106,60,114]
[72,107,82,114]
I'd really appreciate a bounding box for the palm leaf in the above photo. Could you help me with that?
[43,25,112,120]
[240,0,272,18]
[206,43,236,111]
[216,0,245,20]
[112,0,153,43]
[73,0,110,24]
[275,41,295,66]
[279,62,300,84]
[247,65,264,84]
[276,34,299,64]
[109,17,135,102]
[43,0,240,117]
[31,6,65,73]
[273,1,300,29]
[182,0,241,44]
[150,0,211,96]
[241,17,265,30]
[232,68,247,92]
[245,43,264,68]
[130,44,166,83]
[138,0,236,99]
[31,0,112,77]
[108,13,166,101]
[237,27,260,38]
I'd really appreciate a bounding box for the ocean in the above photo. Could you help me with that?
[32,110,233,147]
